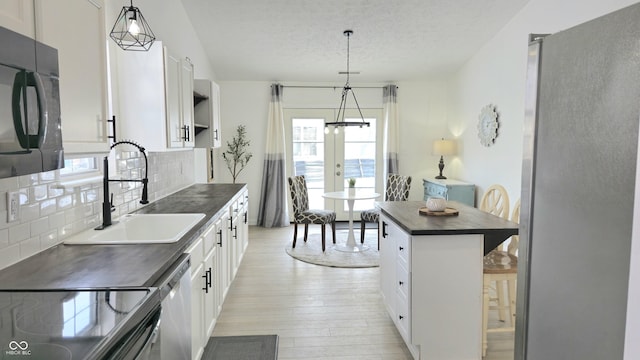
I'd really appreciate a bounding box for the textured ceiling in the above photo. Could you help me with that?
[181,0,530,82]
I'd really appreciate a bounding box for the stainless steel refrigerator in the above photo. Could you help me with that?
[517,3,640,360]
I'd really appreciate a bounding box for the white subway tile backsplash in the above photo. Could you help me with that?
[33,185,48,201]
[0,149,195,270]
[48,212,65,229]
[0,243,20,269]
[9,223,30,244]
[41,199,57,216]
[21,203,40,222]
[0,229,8,247]
[19,236,41,259]
[40,230,58,249]
[57,195,73,210]
[30,217,49,237]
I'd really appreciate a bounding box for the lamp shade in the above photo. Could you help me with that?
[432,139,457,156]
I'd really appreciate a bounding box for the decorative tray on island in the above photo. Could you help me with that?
[418,207,459,216]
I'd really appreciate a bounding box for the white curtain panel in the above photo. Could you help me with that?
[383,85,399,177]
[257,84,289,227]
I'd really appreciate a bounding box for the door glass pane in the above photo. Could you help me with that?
[344,117,376,210]
[292,118,325,210]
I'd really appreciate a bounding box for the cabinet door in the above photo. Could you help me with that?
[379,215,397,316]
[0,0,35,37]
[165,49,183,148]
[35,0,109,153]
[211,81,221,148]
[181,58,195,147]
[215,214,230,304]
[203,247,217,338]
[190,261,205,360]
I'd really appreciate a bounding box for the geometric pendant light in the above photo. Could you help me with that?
[109,0,156,51]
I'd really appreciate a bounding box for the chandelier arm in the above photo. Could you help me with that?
[349,88,366,122]
[335,88,348,123]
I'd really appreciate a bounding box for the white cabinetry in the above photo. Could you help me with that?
[228,188,249,282]
[114,40,194,151]
[0,0,35,37]
[186,223,217,360]
[194,79,221,149]
[379,215,414,353]
[380,213,484,360]
[186,187,249,360]
[166,54,194,148]
[35,0,110,153]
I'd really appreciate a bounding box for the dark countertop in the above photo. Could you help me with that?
[0,183,246,290]
[378,201,519,255]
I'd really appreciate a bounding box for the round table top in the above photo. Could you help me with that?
[322,190,381,200]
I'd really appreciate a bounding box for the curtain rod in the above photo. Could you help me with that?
[281,85,392,89]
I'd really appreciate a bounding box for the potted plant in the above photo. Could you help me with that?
[222,125,252,183]
[348,177,356,195]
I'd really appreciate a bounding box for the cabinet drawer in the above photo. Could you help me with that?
[397,233,410,268]
[202,224,215,254]
[424,182,447,198]
[186,237,204,275]
[396,262,410,299]
[396,291,411,342]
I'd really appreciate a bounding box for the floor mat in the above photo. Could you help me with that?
[202,335,278,360]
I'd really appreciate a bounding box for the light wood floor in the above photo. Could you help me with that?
[212,225,515,359]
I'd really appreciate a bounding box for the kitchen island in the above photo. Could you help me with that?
[377,200,518,360]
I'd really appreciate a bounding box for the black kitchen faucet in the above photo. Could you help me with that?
[96,140,149,230]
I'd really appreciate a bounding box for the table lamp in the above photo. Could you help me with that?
[432,138,457,179]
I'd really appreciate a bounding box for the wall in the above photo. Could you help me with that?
[217,80,448,223]
[446,0,639,358]
[447,0,639,206]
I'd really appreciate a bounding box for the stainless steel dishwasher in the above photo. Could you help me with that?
[148,254,192,360]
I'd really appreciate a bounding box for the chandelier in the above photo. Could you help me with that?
[110,0,156,51]
[325,30,370,133]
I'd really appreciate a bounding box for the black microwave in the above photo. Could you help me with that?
[0,26,64,179]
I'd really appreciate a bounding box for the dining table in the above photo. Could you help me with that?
[322,189,380,252]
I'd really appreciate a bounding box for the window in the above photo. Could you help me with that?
[60,157,99,176]
[62,292,94,337]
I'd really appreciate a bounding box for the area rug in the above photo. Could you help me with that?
[202,335,278,360]
[285,229,379,268]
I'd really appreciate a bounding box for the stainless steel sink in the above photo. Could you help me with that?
[64,213,206,244]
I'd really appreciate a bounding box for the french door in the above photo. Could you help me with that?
[285,108,383,220]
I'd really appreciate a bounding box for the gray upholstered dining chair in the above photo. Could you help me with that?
[288,175,336,252]
[360,174,412,249]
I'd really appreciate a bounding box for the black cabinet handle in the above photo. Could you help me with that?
[107,115,116,143]
[399,281,404,286]
[399,246,404,251]
[182,125,191,141]
[229,218,233,231]
[382,221,388,238]
[244,211,248,224]
[202,271,208,293]
[399,315,404,320]
[233,226,238,239]
[217,229,223,247]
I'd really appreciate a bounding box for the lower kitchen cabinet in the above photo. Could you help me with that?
[186,186,249,360]
[187,224,216,360]
[379,212,484,360]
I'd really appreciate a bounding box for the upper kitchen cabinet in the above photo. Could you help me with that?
[194,79,222,149]
[35,0,110,153]
[0,0,35,37]
[115,40,195,151]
